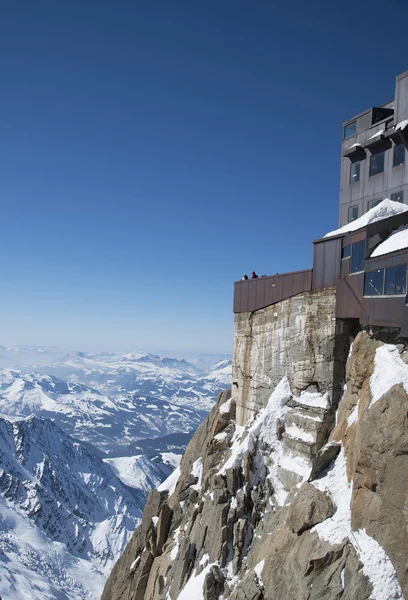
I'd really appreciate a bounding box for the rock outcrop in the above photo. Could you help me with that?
[102,330,407,600]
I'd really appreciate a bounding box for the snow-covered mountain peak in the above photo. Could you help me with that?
[209,358,232,371]
[0,368,211,455]
[0,413,154,598]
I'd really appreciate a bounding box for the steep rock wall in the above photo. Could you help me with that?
[103,331,407,600]
[333,332,408,597]
[232,288,348,426]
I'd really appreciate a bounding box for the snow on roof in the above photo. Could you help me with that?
[323,199,408,238]
[396,119,408,131]
[368,129,384,140]
[370,226,408,258]
[346,142,362,150]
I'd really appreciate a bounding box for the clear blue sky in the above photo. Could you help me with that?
[1,0,408,354]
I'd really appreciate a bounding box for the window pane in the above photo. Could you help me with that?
[395,265,406,295]
[391,191,404,203]
[385,266,396,294]
[367,233,382,251]
[393,144,405,167]
[342,245,351,259]
[385,265,407,295]
[368,198,382,211]
[365,269,384,295]
[344,121,357,139]
[373,269,384,295]
[372,107,394,125]
[351,240,365,273]
[348,206,358,223]
[364,271,375,295]
[350,162,360,183]
[369,152,385,177]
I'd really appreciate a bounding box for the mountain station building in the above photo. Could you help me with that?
[234,70,408,337]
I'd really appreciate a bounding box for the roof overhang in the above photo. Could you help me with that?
[363,134,392,155]
[342,144,366,163]
[386,125,408,150]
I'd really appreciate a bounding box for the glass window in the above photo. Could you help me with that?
[344,121,357,139]
[369,152,385,177]
[348,206,358,223]
[372,107,394,125]
[342,245,351,259]
[367,233,383,252]
[395,264,406,295]
[385,266,396,294]
[391,191,404,203]
[384,265,406,295]
[350,162,360,184]
[364,269,384,295]
[351,240,365,273]
[367,198,382,211]
[393,144,405,167]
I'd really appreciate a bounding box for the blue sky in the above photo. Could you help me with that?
[1,0,408,354]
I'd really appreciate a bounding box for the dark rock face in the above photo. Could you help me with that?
[287,483,334,534]
[309,442,341,482]
[102,332,406,600]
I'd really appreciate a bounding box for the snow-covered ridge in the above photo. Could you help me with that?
[104,454,180,491]
[0,415,148,599]
[0,369,211,455]
[0,347,231,598]
[0,348,231,423]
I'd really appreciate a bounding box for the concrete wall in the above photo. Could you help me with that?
[339,72,408,228]
[395,70,408,125]
[232,288,350,426]
[339,139,408,228]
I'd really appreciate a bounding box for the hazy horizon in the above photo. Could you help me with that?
[2,0,408,351]
[0,341,232,360]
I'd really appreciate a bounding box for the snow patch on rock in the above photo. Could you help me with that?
[176,563,217,600]
[191,458,203,492]
[254,559,265,585]
[158,465,181,496]
[370,345,408,407]
[219,398,232,414]
[312,450,403,599]
[219,377,293,505]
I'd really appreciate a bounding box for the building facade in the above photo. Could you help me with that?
[234,70,408,339]
[234,201,408,337]
[339,70,408,228]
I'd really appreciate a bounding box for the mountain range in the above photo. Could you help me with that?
[0,350,231,455]
[0,346,231,599]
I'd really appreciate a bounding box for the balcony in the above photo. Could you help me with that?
[233,270,313,313]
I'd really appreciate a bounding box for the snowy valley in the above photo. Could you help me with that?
[0,346,231,599]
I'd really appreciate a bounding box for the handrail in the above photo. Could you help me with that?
[234,268,313,285]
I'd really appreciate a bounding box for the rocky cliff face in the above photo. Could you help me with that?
[102,329,407,600]
[232,289,342,426]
